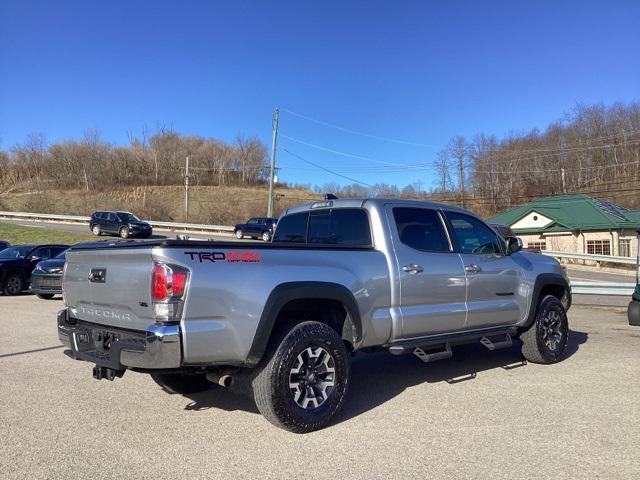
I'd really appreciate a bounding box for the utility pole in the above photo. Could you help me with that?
[267,107,279,217]
[184,156,190,221]
[458,158,465,208]
[561,167,567,193]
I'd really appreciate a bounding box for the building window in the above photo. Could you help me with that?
[586,240,611,256]
[619,239,631,257]
[527,241,547,251]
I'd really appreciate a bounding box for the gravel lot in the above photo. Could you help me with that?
[1,295,639,479]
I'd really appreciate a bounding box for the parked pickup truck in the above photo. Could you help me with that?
[58,198,571,433]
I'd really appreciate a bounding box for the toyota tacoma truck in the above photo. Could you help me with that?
[58,198,571,433]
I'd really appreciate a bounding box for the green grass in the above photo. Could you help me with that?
[0,222,96,246]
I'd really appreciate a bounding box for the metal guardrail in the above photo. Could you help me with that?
[542,250,637,266]
[569,280,636,296]
[0,211,235,233]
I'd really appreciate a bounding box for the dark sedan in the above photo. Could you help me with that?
[0,244,69,295]
[90,211,152,239]
[30,250,66,299]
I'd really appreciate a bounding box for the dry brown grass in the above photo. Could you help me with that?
[0,185,319,225]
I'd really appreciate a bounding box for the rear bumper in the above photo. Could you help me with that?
[57,308,181,370]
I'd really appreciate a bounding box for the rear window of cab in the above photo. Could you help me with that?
[273,208,372,246]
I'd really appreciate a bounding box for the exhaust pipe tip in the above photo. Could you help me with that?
[206,371,234,388]
[218,375,233,388]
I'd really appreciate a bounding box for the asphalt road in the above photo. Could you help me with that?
[1,296,639,479]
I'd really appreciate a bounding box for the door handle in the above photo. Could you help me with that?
[402,264,424,274]
[465,264,482,274]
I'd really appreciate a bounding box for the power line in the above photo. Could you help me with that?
[281,148,373,187]
[282,107,640,155]
[281,108,443,149]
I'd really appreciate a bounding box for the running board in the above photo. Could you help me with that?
[412,343,452,364]
[387,326,517,355]
[480,334,513,351]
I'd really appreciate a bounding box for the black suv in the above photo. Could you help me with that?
[90,211,152,239]
[234,217,278,241]
[0,244,69,295]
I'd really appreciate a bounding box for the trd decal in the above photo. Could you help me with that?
[185,251,261,263]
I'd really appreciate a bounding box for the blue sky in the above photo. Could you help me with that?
[1,0,639,188]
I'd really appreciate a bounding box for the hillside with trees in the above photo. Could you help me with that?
[1,102,639,223]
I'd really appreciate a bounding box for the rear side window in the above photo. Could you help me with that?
[273,212,308,243]
[308,209,371,246]
[393,207,450,252]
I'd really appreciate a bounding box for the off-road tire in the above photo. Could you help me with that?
[235,230,244,239]
[3,273,24,296]
[628,300,640,326]
[150,373,212,394]
[521,295,568,364]
[37,293,55,300]
[91,224,101,236]
[252,321,350,433]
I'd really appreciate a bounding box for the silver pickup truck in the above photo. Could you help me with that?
[58,198,571,433]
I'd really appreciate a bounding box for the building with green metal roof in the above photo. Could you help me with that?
[488,194,640,257]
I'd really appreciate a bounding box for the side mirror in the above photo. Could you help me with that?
[506,236,523,254]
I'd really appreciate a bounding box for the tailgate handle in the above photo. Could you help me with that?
[88,268,107,283]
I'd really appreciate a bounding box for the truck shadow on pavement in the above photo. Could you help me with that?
[178,329,588,422]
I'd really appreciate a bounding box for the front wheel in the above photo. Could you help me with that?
[262,231,271,242]
[520,295,569,364]
[628,300,640,326]
[119,227,129,239]
[252,321,350,433]
[150,372,212,394]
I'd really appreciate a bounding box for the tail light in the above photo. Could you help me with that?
[151,262,189,323]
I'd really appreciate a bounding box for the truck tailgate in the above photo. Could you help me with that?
[63,247,154,331]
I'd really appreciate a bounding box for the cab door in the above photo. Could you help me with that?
[387,206,468,338]
[444,211,527,329]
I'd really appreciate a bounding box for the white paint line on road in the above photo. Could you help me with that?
[18,223,45,228]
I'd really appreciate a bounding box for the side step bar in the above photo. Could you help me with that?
[480,334,513,351]
[412,343,452,364]
[388,326,517,357]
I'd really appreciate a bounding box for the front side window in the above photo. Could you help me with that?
[393,207,450,252]
[273,212,308,243]
[308,209,371,246]
[447,212,503,255]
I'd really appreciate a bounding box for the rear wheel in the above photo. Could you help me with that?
[3,273,24,296]
[119,227,129,239]
[252,321,350,433]
[520,295,568,364]
[37,293,55,300]
[235,229,244,239]
[150,372,212,394]
[91,224,101,236]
